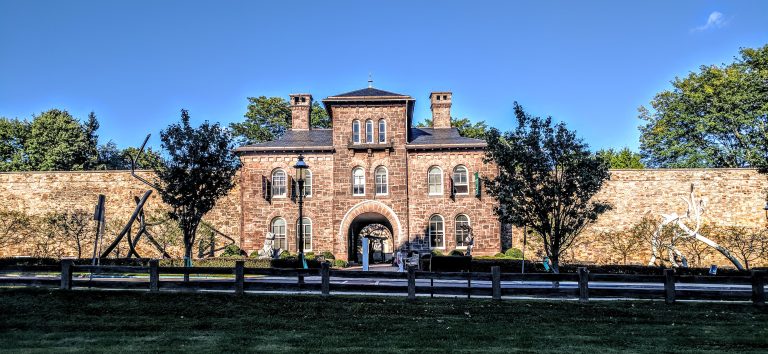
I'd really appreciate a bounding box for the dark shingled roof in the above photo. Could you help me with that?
[407,127,487,149]
[329,87,409,98]
[234,129,333,152]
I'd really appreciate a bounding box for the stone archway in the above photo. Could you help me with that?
[338,200,403,262]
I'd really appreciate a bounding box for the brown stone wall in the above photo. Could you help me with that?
[330,103,411,260]
[406,151,500,256]
[510,169,768,266]
[0,170,240,257]
[239,153,335,255]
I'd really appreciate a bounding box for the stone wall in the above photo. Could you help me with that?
[0,170,240,258]
[511,169,768,267]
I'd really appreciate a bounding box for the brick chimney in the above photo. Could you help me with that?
[429,92,452,128]
[289,94,312,130]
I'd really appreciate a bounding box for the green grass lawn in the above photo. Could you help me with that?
[1,289,767,353]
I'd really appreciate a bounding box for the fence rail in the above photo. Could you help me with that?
[0,260,764,305]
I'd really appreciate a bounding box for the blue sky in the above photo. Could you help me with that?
[1,0,766,151]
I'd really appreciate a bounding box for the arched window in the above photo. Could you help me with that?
[378,119,386,143]
[352,167,365,196]
[428,167,443,195]
[297,217,312,251]
[303,170,312,197]
[352,120,360,143]
[375,166,388,195]
[271,218,287,250]
[272,169,287,198]
[429,215,445,249]
[365,120,373,143]
[453,165,469,195]
[455,214,470,248]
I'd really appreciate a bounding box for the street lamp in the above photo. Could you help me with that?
[294,154,309,269]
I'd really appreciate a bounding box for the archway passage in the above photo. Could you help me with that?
[348,212,393,263]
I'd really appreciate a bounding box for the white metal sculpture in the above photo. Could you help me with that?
[648,184,744,270]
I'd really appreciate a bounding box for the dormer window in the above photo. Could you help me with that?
[378,119,386,143]
[365,120,373,143]
[352,120,360,144]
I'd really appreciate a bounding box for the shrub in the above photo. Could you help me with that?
[305,252,315,260]
[321,251,335,260]
[431,250,444,256]
[279,251,293,260]
[449,250,465,256]
[333,259,348,268]
[219,244,243,257]
[494,253,506,258]
[504,248,524,259]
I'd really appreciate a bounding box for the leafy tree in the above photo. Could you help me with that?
[416,117,488,139]
[311,101,331,129]
[25,109,93,171]
[717,226,768,270]
[96,142,164,170]
[597,147,645,169]
[484,102,612,273]
[155,109,240,268]
[639,45,768,168]
[230,97,331,144]
[0,117,30,171]
[83,112,100,170]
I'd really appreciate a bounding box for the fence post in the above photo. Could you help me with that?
[491,266,501,300]
[578,267,589,303]
[664,269,676,304]
[751,270,765,306]
[407,266,416,300]
[235,260,244,296]
[60,260,73,290]
[321,262,330,296]
[467,272,472,299]
[149,260,159,292]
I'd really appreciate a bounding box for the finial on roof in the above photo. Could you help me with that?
[368,73,373,88]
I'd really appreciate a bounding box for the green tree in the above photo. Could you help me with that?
[0,117,30,171]
[25,109,93,171]
[96,142,164,170]
[639,45,768,168]
[230,97,332,144]
[311,101,331,129]
[416,117,488,139]
[83,112,100,170]
[484,102,612,273]
[156,109,240,268]
[597,147,645,169]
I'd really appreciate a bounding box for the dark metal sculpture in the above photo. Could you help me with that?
[99,134,235,259]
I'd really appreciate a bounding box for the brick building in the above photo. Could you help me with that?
[235,87,501,262]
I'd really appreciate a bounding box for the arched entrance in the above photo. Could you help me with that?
[338,200,403,263]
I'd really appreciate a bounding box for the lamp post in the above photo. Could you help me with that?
[294,154,309,269]
[763,201,768,223]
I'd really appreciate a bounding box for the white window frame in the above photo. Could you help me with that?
[453,165,469,195]
[352,120,360,144]
[429,214,445,249]
[375,166,388,196]
[271,217,287,250]
[352,167,365,196]
[365,120,373,143]
[271,169,287,198]
[455,214,470,249]
[378,119,386,143]
[303,170,312,197]
[428,166,443,195]
[297,217,312,252]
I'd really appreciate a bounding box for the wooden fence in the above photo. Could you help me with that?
[0,260,765,305]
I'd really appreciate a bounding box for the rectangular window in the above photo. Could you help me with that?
[273,225,286,250]
[430,220,444,249]
[375,173,387,195]
[353,175,365,195]
[428,172,442,195]
[453,170,468,194]
[272,174,286,197]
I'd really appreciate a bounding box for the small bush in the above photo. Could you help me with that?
[219,244,243,257]
[449,250,465,256]
[504,248,524,259]
[333,259,348,268]
[493,253,506,258]
[279,251,293,260]
[321,251,335,260]
[305,252,315,260]
[431,250,444,256]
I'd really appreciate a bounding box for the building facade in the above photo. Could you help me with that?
[235,88,501,262]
